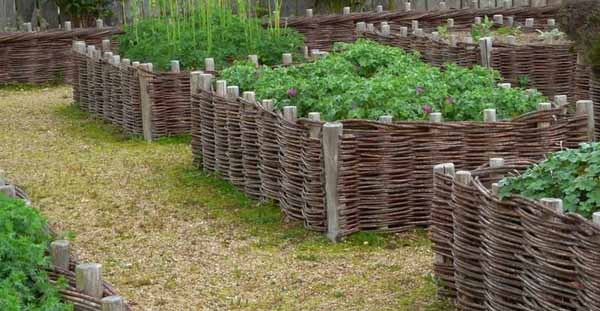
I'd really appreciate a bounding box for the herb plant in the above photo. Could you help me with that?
[499,143,600,219]
[436,24,449,39]
[0,194,72,310]
[118,1,304,71]
[496,26,522,37]
[471,16,493,41]
[220,39,546,122]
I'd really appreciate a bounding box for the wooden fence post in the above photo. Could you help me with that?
[64,21,72,31]
[324,122,343,242]
[306,9,313,17]
[356,22,366,33]
[405,1,412,11]
[139,63,154,141]
[376,5,383,12]
[432,162,455,264]
[190,71,202,96]
[411,20,419,31]
[439,1,447,10]
[101,39,111,52]
[540,198,563,222]
[484,109,497,123]
[525,18,534,28]
[343,6,351,15]
[593,212,600,226]
[576,100,596,142]
[447,18,454,28]
[537,102,552,128]
[381,24,391,36]
[507,16,514,27]
[101,296,125,311]
[248,55,258,66]
[493,15,503,25]
[489,157,505,180]
[308,112,321,138]
[204,58,215,72]
[96,19,103,28]
[399,26,408,37]
[75,263,103,298]
[24,22,32,32]
[430,112,442,123]
[170,60,180,73]
[479,37,493,68]
[455,171,472,187]
[50,240,70,270]
[282,53,293,65]
[200,73,213,91]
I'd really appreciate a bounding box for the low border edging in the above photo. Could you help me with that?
[431,158,600,311]
[0,173,132,311]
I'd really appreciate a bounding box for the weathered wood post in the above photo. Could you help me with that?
[537,102,552,129]
[593,212,600,226]
[356,22,366,33]
[498,83,511,89]
[405,1,412,11]
[411,20,419,32]
[282,53,293,65]
[75,263,103,298]
[379,115,393,124]
[503,0,511,8]
[324,122,343,242]
[547,18,556,28]
[484,109,497,123]
[376,5,384,12]
[449,34,458,47]
[447,18,454,28]
[190,71,203,96]
[204,58,215,72]
[576,100,596,142]
[139,63,154,141]
[64,21,72,31]
[525,18,534,28]
[101,296,125,311]
[489,157,505,181]
[24,22,32,32]
[507,16,514,27]
[381,24,391,36]
[283,106,297,122]
[50,240,70,270]
[474,17,482,24]
[479,37,493,68]
[439,1,447,10]
[96,19,104,28]
[248,54,259,66]
[540,198,563,222]
[101,39,111,52]
[399,26,408,37]
[455,171,472,187]
[493,14,503,25]
[306,8,313,17]
[308,112,321,139]
[343,6,351,15]
[170,60,180,73]
[429,112,442,123]
[367,23,375,32]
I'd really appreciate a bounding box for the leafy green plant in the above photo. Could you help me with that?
[55,0,113,27]
[471,16,493,41]
[499,143,600,219]
[536,28,565,41]
[221,39,546,122]
[0,194,72,310]
[496,26,522,36]
[436,24,449,39]
[118,2,304,71]
[518,75,530,88]
[558,0,600,78]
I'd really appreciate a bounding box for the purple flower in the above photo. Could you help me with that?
[422,104,432,114]
[287,88,297,96]
[446,96,454,104]
[416,86,425,95]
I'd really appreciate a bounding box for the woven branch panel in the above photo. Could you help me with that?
[7,181,132,310]
[431,160,600,311]
[288,6,560,51]
[73,50,191,138]
[360,30,579,99]
[0,28,121,84]
[191,82,590,235]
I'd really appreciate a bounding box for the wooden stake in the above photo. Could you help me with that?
[101,39,111,52]
[376,5,383,12]
[381,24,391,36]
[379,115,393,124]
[537,102,552,128]
[226,86,239,99]
[216,80,227,97]
[447,18,454,28]
[479,37,493,68]
[525,18,534,28]
[493,14,503,25]
[283,106,297,122]
[261,99,274,111]
[50,240,70,270]
[540,198,563,222]
[405,2,412,11]
[96,19,103,28]
[507,35,516,45]
[101,296,125,311]
[282,53,293,65]
[439,1,447,10]
[498,83,511,89]
[75,263,103,298]
[356,22,366,33]
[139,63,154,141]
[200,73,213,91]
[455,171,472,186]
[484,109,497,122]
[411,20,419,31]
[306,9,313,17]
[399,26,408,37]
[64,21,72,31]
[576,100,596,142]
[170,60,180,73]
[204,58,215,72]
[24,22,32,32]
[324,122,343,242]
[367,23,375,32]
[190,71,203,96]
[308,112,321,139]
[343,6,351,15]
[248,55,258,66]
[507,16,514,27]
[430,112,442,123]
[593,212,600,226]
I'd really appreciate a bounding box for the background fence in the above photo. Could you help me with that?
[0,0,565,30]
[431,157,600,311]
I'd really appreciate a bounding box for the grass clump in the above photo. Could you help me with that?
[0,194,72,311]
[221,39,546,122]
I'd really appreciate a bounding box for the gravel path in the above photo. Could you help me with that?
[0,85,449,310]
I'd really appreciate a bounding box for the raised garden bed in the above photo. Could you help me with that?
[431,143,600,310]
[188,40,595,240]
[0,174,131,311]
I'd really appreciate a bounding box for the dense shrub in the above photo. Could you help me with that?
[118,10,304,71]
[0,194,72,311]
[558,0,600,78]
[499,143,600,219]
[221,39,546,121]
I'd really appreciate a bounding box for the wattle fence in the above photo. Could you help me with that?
[188,71,595,240]
[0,24,121,84]
[0,173,131,311]
[431,158,600,311]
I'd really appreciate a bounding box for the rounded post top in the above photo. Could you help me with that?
[429,112,442,123]
[283,106,298,122]
[455,171,472,185]
[170,60,180,73]
[343,6,351,15]
[204,58,215,72]
[593,212,600,225]
[540,198,563,213]
[308,112,321,121]
[323,122,343,129]
[306,9,313,17]
[489,158,504,168]
[483,109,497,122]
[379,115,393,124]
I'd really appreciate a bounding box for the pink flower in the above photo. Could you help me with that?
[287,88,297,96]
[416,86,425,94]
[446,96,454,104]
[422,104,432,114]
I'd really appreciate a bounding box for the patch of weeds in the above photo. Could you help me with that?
[239,204,281,225]
[0,82,64,91]
[396,273,455,311]
[153,134,192,145]
[54,104,131,143]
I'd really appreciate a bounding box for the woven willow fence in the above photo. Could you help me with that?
[431,157,600,311]
[0,21,120,84]
[287,4,560,51]
[72,41,192,139]
[0,173,130,311]
[189,69,595,240]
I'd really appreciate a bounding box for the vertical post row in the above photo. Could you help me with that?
[576,100,596,142]
[75,263,103,299]
[324,122,343,242]
[50,240,70,270]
